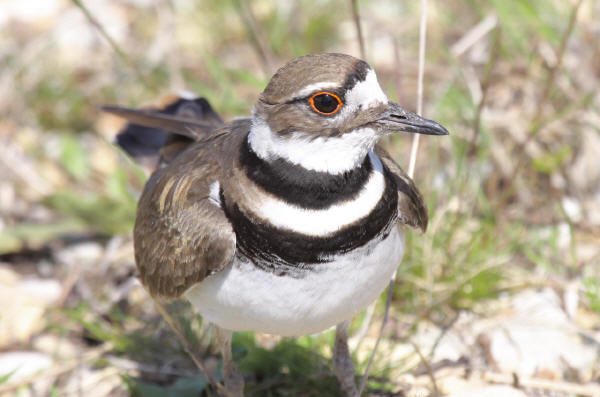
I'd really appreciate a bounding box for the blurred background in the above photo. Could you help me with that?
[0,0,599,396]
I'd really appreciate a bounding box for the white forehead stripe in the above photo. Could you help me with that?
[289,69,387,107]
[290,81,339,101]
[345,69,388,109]
[245,151,385,237]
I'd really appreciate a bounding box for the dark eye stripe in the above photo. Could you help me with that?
[309,92,343,115]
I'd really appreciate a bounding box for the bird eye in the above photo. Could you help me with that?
[309,92,343,115]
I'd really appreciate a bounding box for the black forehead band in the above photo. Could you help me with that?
[340,60,370,93]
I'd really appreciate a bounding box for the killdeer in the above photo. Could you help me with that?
[104,53,448,396]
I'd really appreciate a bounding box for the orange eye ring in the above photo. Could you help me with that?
[309,92,343,115]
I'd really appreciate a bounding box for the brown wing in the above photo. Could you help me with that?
[133,124,246,298]
[375,144,428,232]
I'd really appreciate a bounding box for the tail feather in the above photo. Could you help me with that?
[106,96,223,170]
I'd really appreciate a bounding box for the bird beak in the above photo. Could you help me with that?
[376,102,449,136]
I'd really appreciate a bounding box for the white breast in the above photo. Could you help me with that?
[184,226,404,336]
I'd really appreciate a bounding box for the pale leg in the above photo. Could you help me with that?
[333,320,359,396]
[214,326,244,397]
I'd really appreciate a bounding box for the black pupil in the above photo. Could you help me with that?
[313,94,339,114]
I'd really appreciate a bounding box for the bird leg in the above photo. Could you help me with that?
[214,326,244,397]
[333,320,359,396]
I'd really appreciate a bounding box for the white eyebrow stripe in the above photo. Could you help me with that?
[289,81,340,101]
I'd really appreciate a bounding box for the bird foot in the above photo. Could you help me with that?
[333,321,359,397]
[333,358,359,397]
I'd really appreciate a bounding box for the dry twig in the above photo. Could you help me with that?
[357,278,394,395]
[411,341,440,396]
[469,27,501,156]
[482,371,600,397]
[71,0,154,90]
[407,0,429,179]
[233,0,276,76]
[349,0,366,60]
[152,297,226,394]
[451,14,498,57]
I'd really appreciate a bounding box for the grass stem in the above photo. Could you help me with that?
[350,0,366,60]
[151,297,225,394]
[407,0,429,179]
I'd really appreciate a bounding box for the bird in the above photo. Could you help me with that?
[104,53,448,396]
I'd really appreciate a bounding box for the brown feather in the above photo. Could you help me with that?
[374,144,428,232]
[132,121,251,298]
[108,97,224,169]
[103,105,217,139]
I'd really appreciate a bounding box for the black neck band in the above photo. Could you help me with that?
[240,135,372,209]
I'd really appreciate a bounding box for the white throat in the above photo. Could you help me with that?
[248,119,380,174]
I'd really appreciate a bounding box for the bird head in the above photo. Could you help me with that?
[249,53,448,174]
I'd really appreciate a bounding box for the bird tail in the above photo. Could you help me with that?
[103,95,224,170]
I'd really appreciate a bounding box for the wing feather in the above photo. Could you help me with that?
[133,132,240,298]
[375,144,428,232]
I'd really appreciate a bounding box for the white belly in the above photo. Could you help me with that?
[184,226,404,336]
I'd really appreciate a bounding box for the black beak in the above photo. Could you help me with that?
[377,102,449,136]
